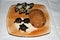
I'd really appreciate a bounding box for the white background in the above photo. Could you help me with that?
[0,0,60,40]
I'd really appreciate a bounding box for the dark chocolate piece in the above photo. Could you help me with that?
[16,3,21,6]
[15,2,34,15]
[14,18,22,23]
[23,18,30,23]
[19,24,28,32]
[28,3,34,9]
[22,2,27,8]
[26,13,29,15]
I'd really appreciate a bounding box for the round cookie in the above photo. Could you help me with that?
[29,9,46,28]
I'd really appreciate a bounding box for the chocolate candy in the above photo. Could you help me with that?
[14,18,22,23]
[19,24,28,32]
[14,18,30,24]
[15,2,34,15]
[23,18,30,23]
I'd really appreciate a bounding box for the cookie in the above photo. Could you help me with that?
[29,9,46,28]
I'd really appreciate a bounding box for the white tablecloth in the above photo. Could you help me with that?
[0,0,60,40]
